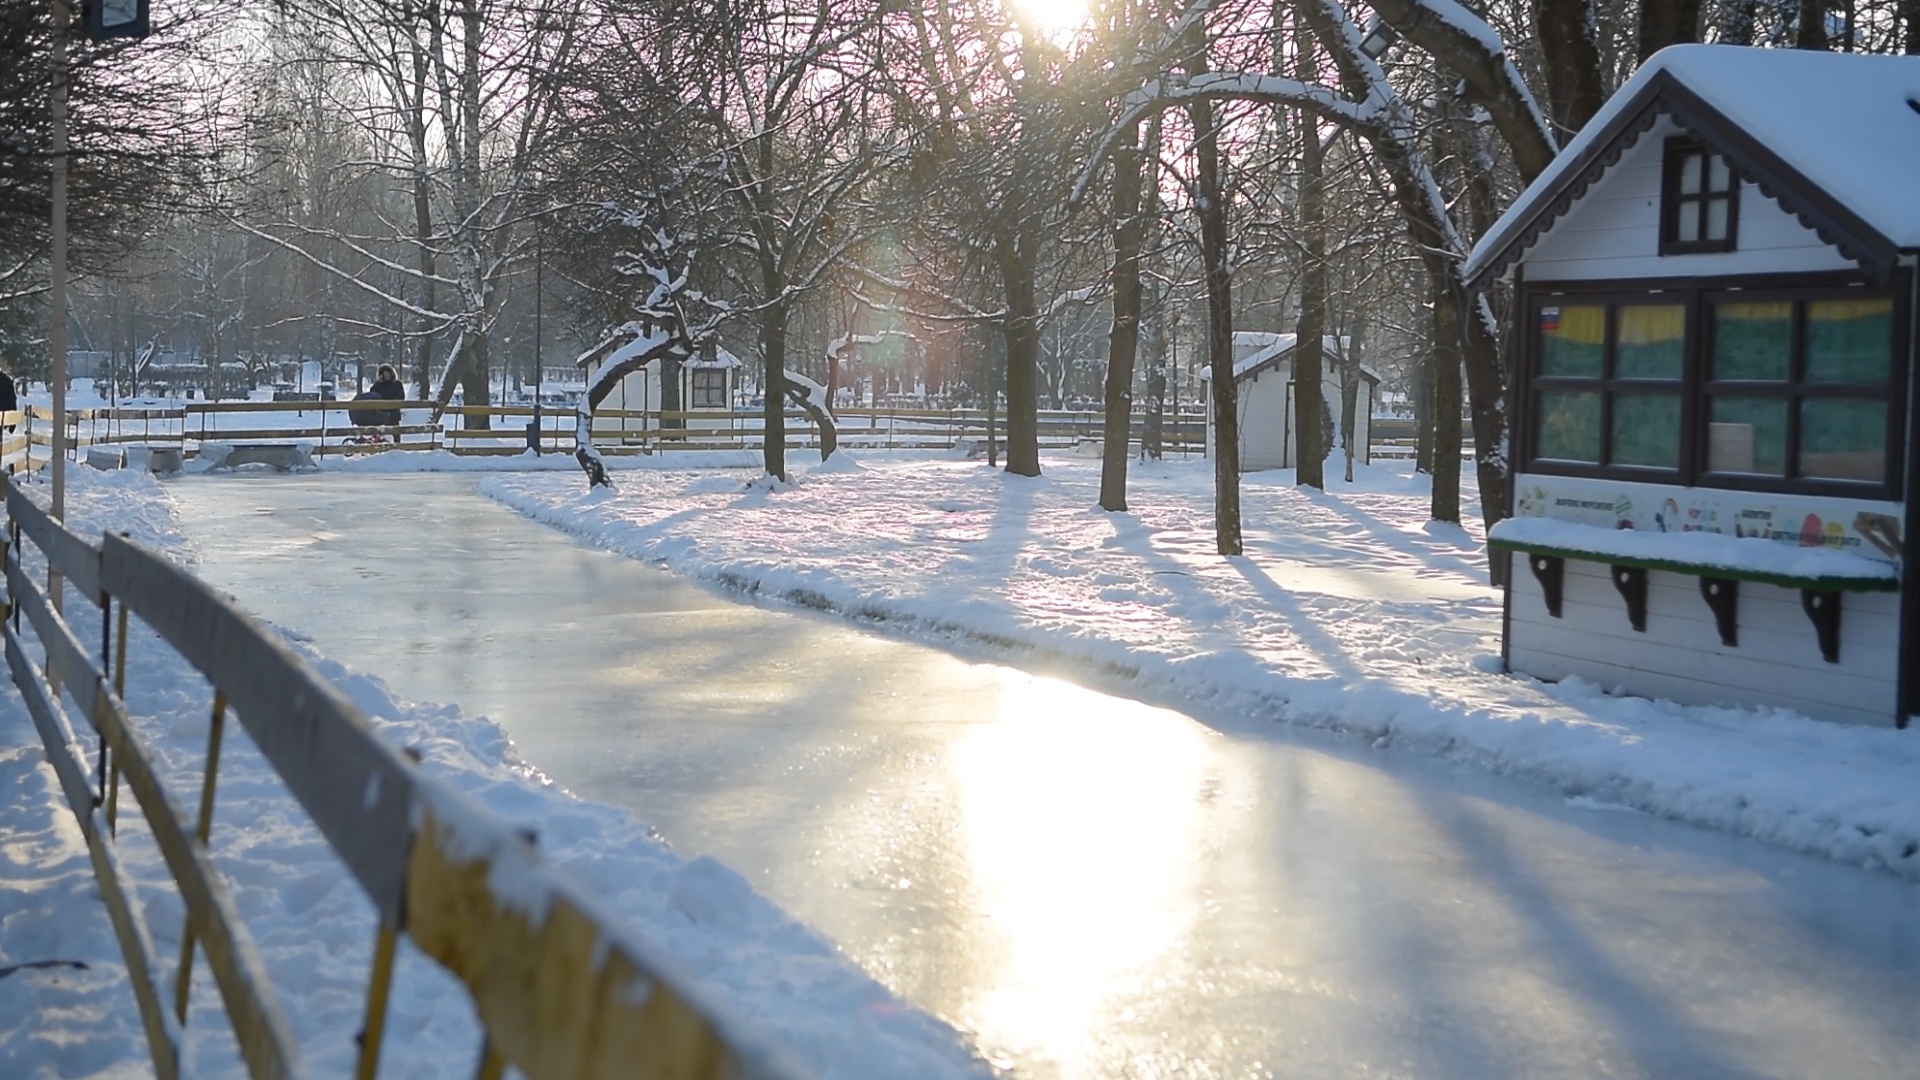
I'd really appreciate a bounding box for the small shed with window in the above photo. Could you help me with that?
[1464,45,1920,727]
[599,344,744,438]
[1201,331,1378,471]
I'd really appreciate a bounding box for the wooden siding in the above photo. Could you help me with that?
[1523,118,1856,282]
[1239,368,1291,471]
[1508,557,1900,726]
[1208,363,1375,471]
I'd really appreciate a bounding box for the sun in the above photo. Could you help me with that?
[1011,0,1089,36]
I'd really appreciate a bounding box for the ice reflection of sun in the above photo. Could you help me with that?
[1011,0,1088,35]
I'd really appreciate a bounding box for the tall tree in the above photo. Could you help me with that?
[1184,16,1243,554]
[1534,0,1607,134]
[1639,0,1705,60]
[1099,3,1147,511]
[1294,14,1328,491]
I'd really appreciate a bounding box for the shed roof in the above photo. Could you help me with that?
[1465,45,1920,290]
[1199,332,1379,383]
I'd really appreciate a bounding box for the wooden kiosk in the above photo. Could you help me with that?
[1465,46,1920,727]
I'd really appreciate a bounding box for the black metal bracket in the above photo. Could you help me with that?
[1611,565,1649,632]
[1698,577,1739,647]
[1801,589,1843,664]
[1529,554,1565,617]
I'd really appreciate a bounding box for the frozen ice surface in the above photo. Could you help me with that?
[147,468,1920,1080]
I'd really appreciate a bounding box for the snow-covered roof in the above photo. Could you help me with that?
[686,345,744,370]
[1198,332,1377,383]
[1466,45,1920,289]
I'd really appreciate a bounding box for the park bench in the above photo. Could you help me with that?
[196,441,317,472]
[84,444,186,475]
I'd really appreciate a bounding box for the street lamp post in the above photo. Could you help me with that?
[48,0,149,525]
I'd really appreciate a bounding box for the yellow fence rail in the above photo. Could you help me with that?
[3,475,813,1079]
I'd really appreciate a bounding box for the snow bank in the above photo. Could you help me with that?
[323,447,764,473]
[480,458,1920,882]
[0,467,990,1079]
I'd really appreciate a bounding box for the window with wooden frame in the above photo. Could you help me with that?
[690,368,727,409]
[1704,293,1897,485]
[1661,137,1740,255]
[1532,301,1686,473]
[1523,277,1907,499]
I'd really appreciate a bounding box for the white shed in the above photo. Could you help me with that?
[601,345,744,438]
[1201,332,1378,471]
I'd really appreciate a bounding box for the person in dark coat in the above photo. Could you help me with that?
[353,364,406,427]
[0,370,15,435]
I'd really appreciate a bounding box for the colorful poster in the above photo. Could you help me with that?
[1512,473,1903,566]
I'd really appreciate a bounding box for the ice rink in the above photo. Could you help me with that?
[168,472,1920,1080]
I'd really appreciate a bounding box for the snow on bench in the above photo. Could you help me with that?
[1489,516,1897,662]
[1488,516,1897,592]
[197,441,317,472]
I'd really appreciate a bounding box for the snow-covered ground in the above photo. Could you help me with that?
[0,467,990,1079]
[8,448,1920,1079]
[480,453,1920,879]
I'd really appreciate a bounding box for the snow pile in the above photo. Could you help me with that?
[1490,516,1899,581]
[481,457,1920,880]
[0,467,990,1078]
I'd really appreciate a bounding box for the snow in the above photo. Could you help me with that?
[14,451,1920,1077]
[1467,44,1920,281]
[322,447,766,473]
[782,369,832,416]
[476,454,1920,881]
[1489,516,1899,583]
[0,466,990,1078]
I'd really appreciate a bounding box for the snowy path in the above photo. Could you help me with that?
[165,473,1920,1080]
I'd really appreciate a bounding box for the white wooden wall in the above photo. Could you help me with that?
[1522,117,1856,282]
[1508,558,1900,726]
[1239,369,1291,470]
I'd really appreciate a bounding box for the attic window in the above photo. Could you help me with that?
[1661,137,1739,255]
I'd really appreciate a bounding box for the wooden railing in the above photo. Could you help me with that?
[2,475,812,1079]
[29,398,1223,467]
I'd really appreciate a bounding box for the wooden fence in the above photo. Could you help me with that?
[26,398,1227,468]
[2,474,812,1079]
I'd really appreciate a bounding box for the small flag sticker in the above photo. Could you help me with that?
[1539,307,1560,333]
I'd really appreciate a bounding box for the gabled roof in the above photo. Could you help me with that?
[1465,45,1920,290]
[1199,332,1379,383]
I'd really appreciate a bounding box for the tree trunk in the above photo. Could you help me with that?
[1186,90,1241,554]
[1720,1,1760,44]
[998,234,1042,477]
[460,332,491,429]
[1535,0,1607,135]
[1099,115,1145,511]
[1638,0,1704,61]
[1907,0,1920,52]
[762,302,789,481]
[1293,22,1326,491]
[410,40,436,400]
[1797,0,1829,47]
[1414,352,1433,474]
[1343,309,1365,483]
[660,352,683,426]
[1461,294,1511,578]
[1141,115,1168,463]
[1429,278,1463,525]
